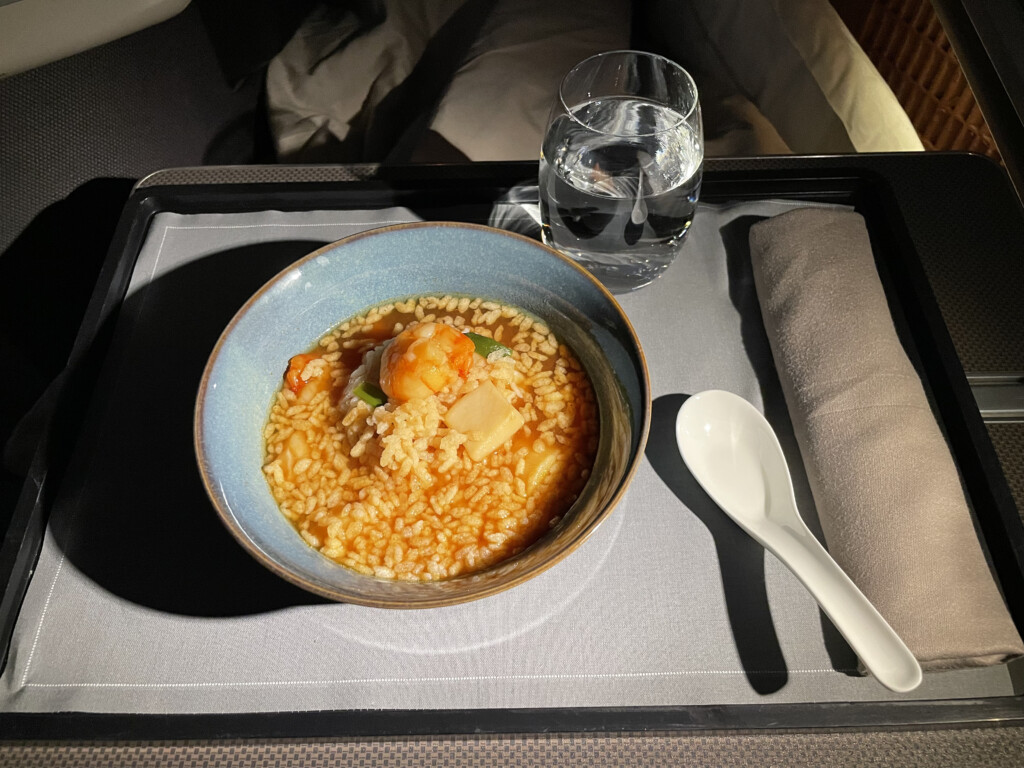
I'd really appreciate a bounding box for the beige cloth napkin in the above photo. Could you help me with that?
[749,207,1024,671]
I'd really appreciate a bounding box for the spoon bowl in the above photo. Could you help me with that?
[676,390,922,693]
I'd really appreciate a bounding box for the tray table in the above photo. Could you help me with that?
[0,156,1022,739]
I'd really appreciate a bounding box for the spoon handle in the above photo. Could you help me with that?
[761,522,923,693]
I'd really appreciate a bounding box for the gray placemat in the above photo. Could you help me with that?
[0,201,1016,714]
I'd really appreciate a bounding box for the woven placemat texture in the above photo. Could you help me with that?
[136,164,382,187]
[988,422,1024,517]
[2,729,1024,767]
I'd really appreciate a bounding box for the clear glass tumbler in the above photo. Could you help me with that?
[539,50,703,293]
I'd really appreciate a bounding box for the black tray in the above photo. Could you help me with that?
[1,156,1022,739]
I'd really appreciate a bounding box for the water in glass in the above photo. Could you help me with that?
[540,97,703,293]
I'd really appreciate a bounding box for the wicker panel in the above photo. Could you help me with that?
[853,0,1002,161]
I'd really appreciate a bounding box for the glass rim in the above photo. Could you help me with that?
[558,49,700,137]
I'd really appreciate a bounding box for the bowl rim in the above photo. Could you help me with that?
[194,220,652,608]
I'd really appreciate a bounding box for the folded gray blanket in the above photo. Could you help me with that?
[749,207,1023,671]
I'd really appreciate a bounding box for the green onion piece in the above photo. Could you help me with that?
[353,381,387,408]
[465,332,512,359]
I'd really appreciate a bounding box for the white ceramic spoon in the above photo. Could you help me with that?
[675,389,922,693]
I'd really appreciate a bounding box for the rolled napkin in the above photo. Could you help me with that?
[748,207,1024,671]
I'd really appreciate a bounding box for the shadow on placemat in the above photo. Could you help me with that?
[720,214,860,681]
[645,214,864,690]
[49,240,333,615]
[647,393,789,695]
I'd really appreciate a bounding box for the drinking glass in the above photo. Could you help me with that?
[539,50,703,293]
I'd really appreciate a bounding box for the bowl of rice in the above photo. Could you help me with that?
[195,221,649,607]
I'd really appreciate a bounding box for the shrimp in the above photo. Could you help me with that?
[285,353,330,402]
[379,322,475,402]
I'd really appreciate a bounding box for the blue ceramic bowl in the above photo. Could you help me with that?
[195,222,649,607]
